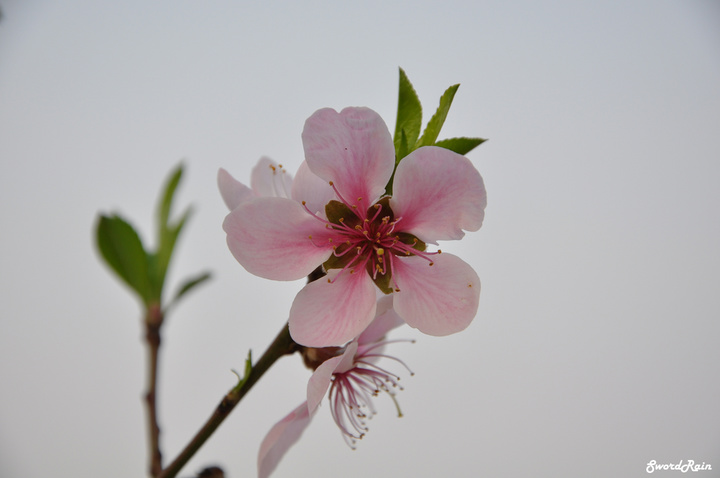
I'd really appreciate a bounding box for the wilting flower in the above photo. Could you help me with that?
[221,107,486,347]
[257,296,411,478]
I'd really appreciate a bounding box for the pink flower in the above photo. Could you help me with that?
[257,296,411,478]
[218,156,294,209]
[221,107,486,346]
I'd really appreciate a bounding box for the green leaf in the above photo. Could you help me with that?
[158,164,183,237]
[152,164,191,301]
[434,137,487,155]
[165,271,212,312]
[393,68,422,161]
[232,350,253,392]
[96,214,152,304]
[416,83,460,149]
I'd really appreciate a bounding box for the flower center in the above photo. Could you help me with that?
[328,339,414,448]
[302,182,440,293]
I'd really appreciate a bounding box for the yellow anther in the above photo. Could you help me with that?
[301,200,307,205]
[270,165,276,172]
[376,248,384,256]
[329,181,334,186]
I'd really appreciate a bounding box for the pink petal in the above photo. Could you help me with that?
[251,156,293,199]
[291,160,336,216]
[307,353,344,413]
[302,107,395,209]
[223,197,332,280]
[358,295,405,345]
[392,253,480,336]
[288,269,377,347]
[257,402,313,478]
[217,168,255,210]
[390,146,487,243]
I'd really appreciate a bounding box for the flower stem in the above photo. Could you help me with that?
[157,323,299,478]
[145,303,164,477]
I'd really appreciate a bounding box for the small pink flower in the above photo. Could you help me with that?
[218,156,294,210]
[257,297,411,478]
[222,107,486,346]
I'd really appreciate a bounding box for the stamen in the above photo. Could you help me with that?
[328,181,364,219]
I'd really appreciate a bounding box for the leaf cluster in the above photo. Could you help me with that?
[95,164,211,311]
[389,68,487,194]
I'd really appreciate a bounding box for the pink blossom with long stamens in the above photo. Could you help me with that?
[257,297,411,478]
[221,106,486,347]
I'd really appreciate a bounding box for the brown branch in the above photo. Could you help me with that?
[157,323,299,478]
[145,303,164,477]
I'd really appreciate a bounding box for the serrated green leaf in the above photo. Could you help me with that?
[396,128,410,164]
[434,137,487,155]
[416,83,459,149]
[165,271,212,312]
[393,68,422,160]
[96,214,152,304]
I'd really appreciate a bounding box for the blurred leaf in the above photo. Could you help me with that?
[96,214,152,305]
[416,83,459,148]
[158,164,183,235]
[393,68,422,162]
[152,164,191,301]
[434,137,487,155]
[165,271,212,312]
[232,350,253,392]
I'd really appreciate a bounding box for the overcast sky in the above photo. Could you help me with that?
[1,1,719,477]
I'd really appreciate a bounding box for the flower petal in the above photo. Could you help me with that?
[251,156,293,199]
[302,107,395,208]
[392,253,480,336]
[289,269,377,347]
[223,197,332,280]
[307,353,344,413]
[291,160,336,216]
[390,146,487,243]
[257,402,313,478]
[217,168,255,211]
[358,295,405,345]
